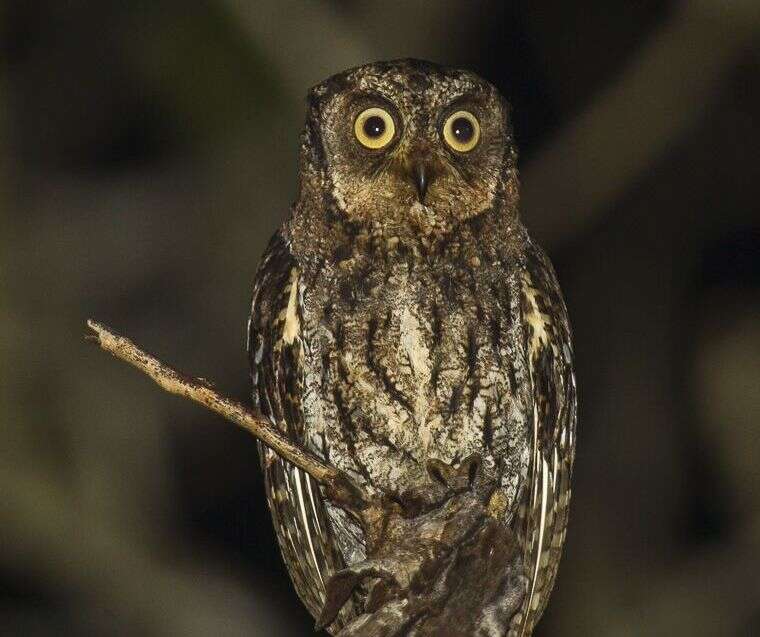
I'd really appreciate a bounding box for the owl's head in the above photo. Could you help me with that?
[298,59,519,236]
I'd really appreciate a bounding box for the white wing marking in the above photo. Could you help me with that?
[294,467,325,588]
[283,269,301,345]
[521,399,549,637]
[305,472,323,536]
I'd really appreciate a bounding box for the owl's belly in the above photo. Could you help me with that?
[300,268,531,502]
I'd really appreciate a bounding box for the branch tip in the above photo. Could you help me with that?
[84,319,366,514]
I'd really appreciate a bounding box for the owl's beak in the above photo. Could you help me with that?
[412,162,430,203]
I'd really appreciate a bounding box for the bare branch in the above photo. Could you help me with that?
[85,320,527,634]
[85,320,365,510]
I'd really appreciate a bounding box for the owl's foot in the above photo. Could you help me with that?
[317,453,527,635]
[383,453,485,519]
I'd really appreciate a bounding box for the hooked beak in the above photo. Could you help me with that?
[412,162,430,203]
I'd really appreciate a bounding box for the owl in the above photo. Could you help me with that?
[248,59,576,635]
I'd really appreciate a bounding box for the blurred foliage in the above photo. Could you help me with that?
[2,1,760,636]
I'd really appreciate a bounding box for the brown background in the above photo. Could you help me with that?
[2,2,760,635]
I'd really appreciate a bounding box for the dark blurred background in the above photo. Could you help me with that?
[2,2,759,635]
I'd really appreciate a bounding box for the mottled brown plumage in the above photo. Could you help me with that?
[248,59,576,635]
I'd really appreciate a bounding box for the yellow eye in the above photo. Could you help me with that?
[354,107,396,149]
[442,110,480,152]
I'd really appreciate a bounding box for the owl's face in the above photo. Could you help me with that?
[302,60,518,236]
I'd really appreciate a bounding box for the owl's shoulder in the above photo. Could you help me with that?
[249,231,296,333]
[247,230,304,420]
[519,235,572,345]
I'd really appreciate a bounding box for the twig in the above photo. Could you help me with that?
[85,320,365,510]
[85,320,526,635]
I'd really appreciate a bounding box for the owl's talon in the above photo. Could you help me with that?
[318,560,399,630]
[425,453,483,492]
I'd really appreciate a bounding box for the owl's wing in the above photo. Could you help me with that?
[513,239,577,636]
[247,230,349,629]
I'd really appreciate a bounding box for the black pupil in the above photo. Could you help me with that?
[363,115,385,138]
[452,117,474,142]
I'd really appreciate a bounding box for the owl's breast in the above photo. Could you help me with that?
[299,259,531,503]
